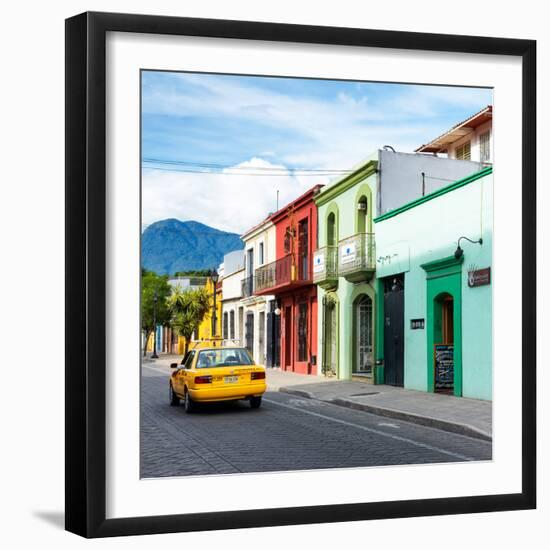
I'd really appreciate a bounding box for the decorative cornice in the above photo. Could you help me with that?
[421,255,464,273]
[270,184,323,224]
[315,160,378,207]
[240,218,274,241]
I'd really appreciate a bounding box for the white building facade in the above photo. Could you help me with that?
[237,217,280,367]
[220,249,245,346]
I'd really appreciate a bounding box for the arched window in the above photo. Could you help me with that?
[353,294,373,375]
[245,312,254,355]
[357,196,368,233]
[223,312,229,339]
[323,293,338,376]
[327,212,336,246]
[229,310,235,340]
[434,292,454,345]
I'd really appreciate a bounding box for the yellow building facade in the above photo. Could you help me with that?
[196,278,223,342]
[145,278,223,355]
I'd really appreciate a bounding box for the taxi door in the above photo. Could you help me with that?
[174,350,195,395]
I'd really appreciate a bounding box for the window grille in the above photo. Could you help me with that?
[479,131,491,162]
[297,302,308,362]
[223,312,228,339]
[354,295,373,375]
[455,141,471,160]
[229,310,235,340]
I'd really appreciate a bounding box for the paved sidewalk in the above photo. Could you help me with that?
[279,380,492,441]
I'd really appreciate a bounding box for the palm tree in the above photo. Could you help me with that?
[168,287,211,356]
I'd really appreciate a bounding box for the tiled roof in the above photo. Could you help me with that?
[415,105,492,153]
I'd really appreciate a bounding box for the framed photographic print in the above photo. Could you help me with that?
[65,11,536,538]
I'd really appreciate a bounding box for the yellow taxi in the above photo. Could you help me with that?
[169,347,266,412]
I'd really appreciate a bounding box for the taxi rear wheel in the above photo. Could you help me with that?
[184,390,196,413]
[250,396,262,409]
[169,383,180,406]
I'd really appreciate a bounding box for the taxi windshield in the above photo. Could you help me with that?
[196,348,254,369]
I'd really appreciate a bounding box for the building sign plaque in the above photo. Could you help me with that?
[313,252,325,274]
[340,242,356,265]
[468,267,491,287]
[410,318,425,330]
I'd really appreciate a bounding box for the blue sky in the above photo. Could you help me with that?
[141,70,492,234]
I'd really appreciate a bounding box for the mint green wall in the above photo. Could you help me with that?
[374,171,493,400]
[402,266,428,391]
[460,200,493,400]
[316,165,378,380]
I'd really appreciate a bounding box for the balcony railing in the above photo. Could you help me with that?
[338,232,376,282]
[241,275,255,298]
[255,253,311,294]
[313,246,338,289]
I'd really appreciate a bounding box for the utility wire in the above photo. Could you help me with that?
[143,157,352,171]
[142,157,352,176]
[142,166,348,176]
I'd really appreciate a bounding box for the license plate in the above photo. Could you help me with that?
[224,375,239,384]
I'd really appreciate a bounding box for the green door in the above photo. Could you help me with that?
[422,256,463,397]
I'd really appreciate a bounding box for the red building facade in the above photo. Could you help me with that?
[255,185,322,374]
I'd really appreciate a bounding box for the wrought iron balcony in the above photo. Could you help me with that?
[313,246,338,289]
[241,275,255,298]
[254,253,311,294]
[337,232,376,283]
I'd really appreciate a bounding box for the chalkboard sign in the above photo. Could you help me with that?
[434,344,454,390]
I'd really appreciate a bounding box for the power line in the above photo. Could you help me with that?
[143,157,352,172]
[142,166,348,176]
[142,157,352,176]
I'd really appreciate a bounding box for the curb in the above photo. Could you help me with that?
[280,387,492,442]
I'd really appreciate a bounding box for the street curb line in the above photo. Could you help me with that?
[279,387,492,442]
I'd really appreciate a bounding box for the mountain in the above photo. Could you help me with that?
[142,219,243,275]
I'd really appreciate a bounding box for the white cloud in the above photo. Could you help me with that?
[143,73,491,171]
[141,74,492,232]
[142,158,328,235]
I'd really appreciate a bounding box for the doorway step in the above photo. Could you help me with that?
[351,373,374,384]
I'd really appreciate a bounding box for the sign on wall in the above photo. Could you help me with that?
[340,242,356,265]
[468,267,491,287]
[434,344,454,390]
[410,318,425,329]
[313,252,325,274]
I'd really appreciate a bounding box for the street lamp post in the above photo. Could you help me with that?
[210,269,219,338]
[151,288,159,359]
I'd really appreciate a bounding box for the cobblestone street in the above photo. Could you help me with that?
[141,364,492,478]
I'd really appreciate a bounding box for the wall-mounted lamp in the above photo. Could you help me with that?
[274,308,281,316]
[454,236,483,260]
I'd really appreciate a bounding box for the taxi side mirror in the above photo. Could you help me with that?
[170,363,178,369]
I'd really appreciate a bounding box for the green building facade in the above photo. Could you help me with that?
[315,157,493,401]
[314,158,380,382]
[374,167,493,400]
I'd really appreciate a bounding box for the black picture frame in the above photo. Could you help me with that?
[65,11,536,538]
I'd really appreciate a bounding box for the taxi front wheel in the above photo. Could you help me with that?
[250,396,262,409]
